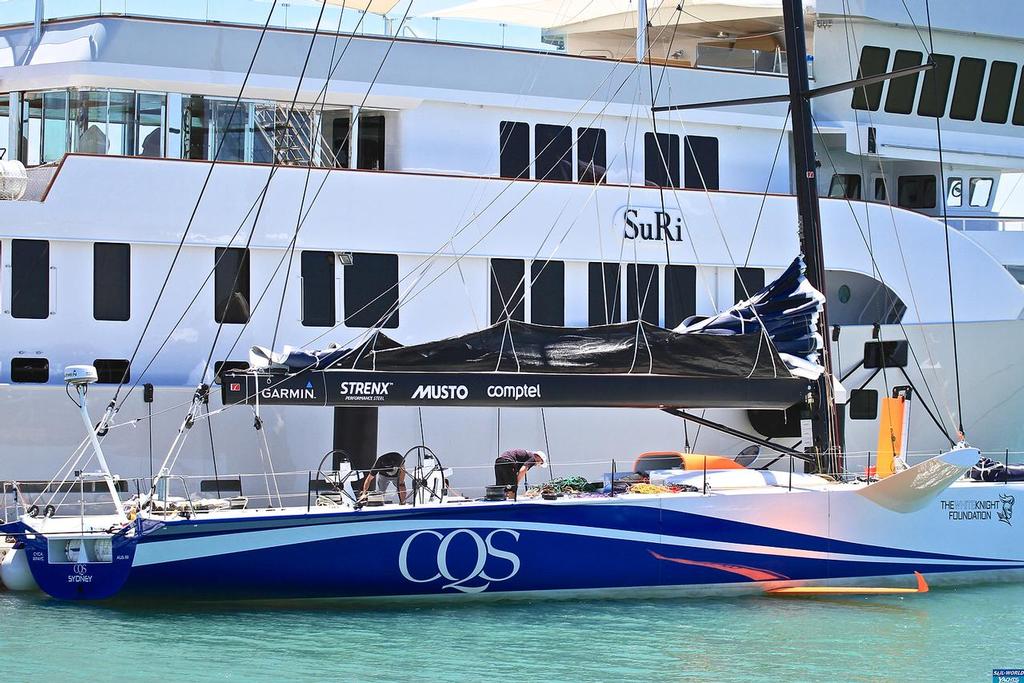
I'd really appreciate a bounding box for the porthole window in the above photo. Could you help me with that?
[946,177,962,208]
[837,284,851,304]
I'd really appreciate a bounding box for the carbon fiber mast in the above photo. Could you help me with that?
[780,0,838,471]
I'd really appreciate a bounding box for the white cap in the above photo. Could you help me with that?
[535,451,547,468]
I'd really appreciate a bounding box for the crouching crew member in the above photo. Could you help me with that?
[494,449,546,498]
[360,451,408,504]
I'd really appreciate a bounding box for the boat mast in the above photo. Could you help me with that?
[780,0,840,470]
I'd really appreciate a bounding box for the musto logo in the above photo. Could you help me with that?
[411,384,469,400]
[398,529,520,594]
[68,563,92,584]
[339,381,393,402]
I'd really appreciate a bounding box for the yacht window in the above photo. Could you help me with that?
[577,127,607,184]
[0,95,9,156]
[734,267,765,304]
[851,46,890,111]
[949,57,987,121]
[665,264,696,328]
[137,93,167,157]
[626,263,659,324]
[981,61,1017,124]
[1014,74,1024,126]
[490,258,526,324]
[530,260,564,326]
[94,242,130,321]
[183,95,209,160]
[214,247,250,324]
[884,50,923,114]
[499,121,530,180]
[21,91,69,166]
[683,135,719,190]
[1004,265,1024,285]
[848,389,878,420]
[828,173,862,200]
[73,90,134,156]
[345,252,399,329]
[946,177,963,208]
[357,114,385,170]
[332,116,351,168]
[210,99,248,162]
[873,177,887,201]
[11,239,49,319]
[645,132,679,188]
[588,262,621,325]
[93,359,130,384]
[535,124,572,181]
[213,360,249,385]
[11,358,49,383]
[897,175,936,209]
[301,251,336,327]
[917,54,955,118]
[969,177,994,207]
[826,269,906,325]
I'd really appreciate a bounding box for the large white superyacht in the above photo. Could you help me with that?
[1,0,1023,498]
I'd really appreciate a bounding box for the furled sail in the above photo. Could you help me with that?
[250,256,822,381]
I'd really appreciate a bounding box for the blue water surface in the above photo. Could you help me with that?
[2,582,1022,681]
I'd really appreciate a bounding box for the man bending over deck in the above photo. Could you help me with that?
[360,451,408,504]
[494,449,546,499]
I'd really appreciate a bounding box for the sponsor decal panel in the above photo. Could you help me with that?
[486,384,542,401]
[411,384,470,400]
[339,381,394,402]
[68,563,93,584]
[261,380,316,401]
[941,495,1014,526]
[398,528,521,594]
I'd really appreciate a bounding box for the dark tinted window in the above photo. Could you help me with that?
[499,121,530,180]
[826,269,906,325]
[828,173,861,200]
[535,124,572,181]
[332,117,351,168]
[897,175,936,209]
[1014,72,1024,126]
[626,263,659,324]
[982,61,1017,124]
[851,46,890,111]
[345,252,399,329]
[949,57,987,121]
[665,264,696,328]
[357,114,385,170]
[644,132,679,188]
[683,135,719,190]
[577,128,607,184]
[588,262,621,325]
[94,359,130,384]
[734,267,765,303]
[94,242,130,321]
[301,251,336,327]
[490,258,525,324]
[884,50,923,114]
[918,54,955,117]
[214,247,250,324]
[849,389,878,420]
[11,357,48,383]
[214,360,249,385]
[530,260,564,326]
[11,239,49,319]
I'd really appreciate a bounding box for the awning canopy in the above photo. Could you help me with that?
[421,0,785,30]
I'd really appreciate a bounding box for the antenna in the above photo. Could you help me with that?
[64,365,127,522]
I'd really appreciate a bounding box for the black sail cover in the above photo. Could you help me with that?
[227,257,823,409]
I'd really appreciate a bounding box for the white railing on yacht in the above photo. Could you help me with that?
[946,216,1024,232]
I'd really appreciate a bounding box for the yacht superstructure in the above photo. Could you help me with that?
[1,0,1024,496]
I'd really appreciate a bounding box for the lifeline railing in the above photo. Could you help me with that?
[5,449,1020,523]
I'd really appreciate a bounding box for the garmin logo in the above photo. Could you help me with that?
[622,208,683,242]
[261,387,315,400]
[487,384,541,401]
[340,381,394,402]
[412,384,469,400]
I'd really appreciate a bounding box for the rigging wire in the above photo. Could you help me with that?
[923,0,965,439]
[110,0,281,407]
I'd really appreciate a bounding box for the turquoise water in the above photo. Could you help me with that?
[2,583,1022,681]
